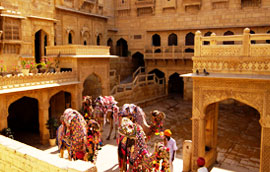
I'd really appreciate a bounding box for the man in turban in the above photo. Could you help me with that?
[197,157,208,172]
[164,129,177,172]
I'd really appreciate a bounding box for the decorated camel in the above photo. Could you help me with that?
[56,108,100,162]
[94,96,119,140]
[118,117,170,172]
[119,104,166,139]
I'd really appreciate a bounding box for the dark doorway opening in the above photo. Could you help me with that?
[116,38,128,57]
[152,34,161,46]
[132,52,145,71]
[168,73,184,97]
[35,30,41,63]
[8,97,40,145]
[49,91,71,123]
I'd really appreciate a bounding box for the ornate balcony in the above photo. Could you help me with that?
[193,28,270,75]
[0,71,78,94]
[144,45,194,60]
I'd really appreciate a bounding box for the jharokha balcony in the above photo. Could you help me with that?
[144,45,194,60]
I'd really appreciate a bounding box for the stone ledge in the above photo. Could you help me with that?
[0,135,97,172]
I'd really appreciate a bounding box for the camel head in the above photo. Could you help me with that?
[83,96,93,106]
[118,117,137,139]
[150,110,166,133]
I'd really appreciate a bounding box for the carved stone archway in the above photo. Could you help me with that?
[190,77,270,172]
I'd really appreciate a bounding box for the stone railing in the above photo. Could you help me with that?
[193,28,270,74]
[135,0,155,7]
[144,45,194,60]
[0,135,96,172]
[110,73,164,95]
[133,66,145,79]
[0,71,78,91]
[46,45,110,56]
[117,0,130,10]
[85,0,96,4]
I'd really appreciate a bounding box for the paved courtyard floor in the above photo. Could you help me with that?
[24,95,260,172]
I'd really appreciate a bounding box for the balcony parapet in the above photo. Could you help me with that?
[46,45,111,57]
[144,45,194,60]
[193,28,270,75]
[0,71,79,94]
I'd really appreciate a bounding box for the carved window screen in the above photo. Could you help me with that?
[4,18,20,40]
[241,0,261,7]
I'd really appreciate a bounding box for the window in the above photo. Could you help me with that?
[204,32,212,45]
[168,33,177,46]
[223,31,234,45]
[250,30,255,44]
[68,32,73,44]
[4,18,21,40]
[185,32,194,45]
[152,34,161,46]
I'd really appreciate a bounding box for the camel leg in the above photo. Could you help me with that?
[106,116,114,140]
[114,124,117,139]
[59,147,64,158]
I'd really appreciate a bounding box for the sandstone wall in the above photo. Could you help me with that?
[0,135,96,172]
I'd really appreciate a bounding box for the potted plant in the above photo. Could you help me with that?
[0,128,14,139]
[46,117,59,146]
[21,60,32,75]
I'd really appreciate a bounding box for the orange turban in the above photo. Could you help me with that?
[164,129,172,137]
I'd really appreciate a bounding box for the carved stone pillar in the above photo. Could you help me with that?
[39,92,50,145]
[259,116,270,172]
[0,95,8,130]
[71,85,80,110]
[191,117,206,171]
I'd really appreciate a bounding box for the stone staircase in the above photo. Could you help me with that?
[110,66,166,105]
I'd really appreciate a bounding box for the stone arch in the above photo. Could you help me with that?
[168,33,178,46]
[203,31,212,45]
[107,38,113,54]
[185,32,194,46]
[116,38,128,57]
[82,73,103,99]
[82,31,90,45]
[152,34,161,46]
[132,52,145,71]
[201,97,261,171]
[223,31,234,45]
[201,91,262,116]
[97,34,101,45]
[35,29,48,63]
[148,68,165,79]
[49,91,71,122]
[8,96,40,144]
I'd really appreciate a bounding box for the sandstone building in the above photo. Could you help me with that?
[0,0,270,171]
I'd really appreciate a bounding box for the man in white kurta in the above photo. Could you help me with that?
[164,129,177,172]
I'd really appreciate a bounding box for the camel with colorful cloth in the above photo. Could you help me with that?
[56,108,100,163]
[118,117,170,172]
[119,104,166,139]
